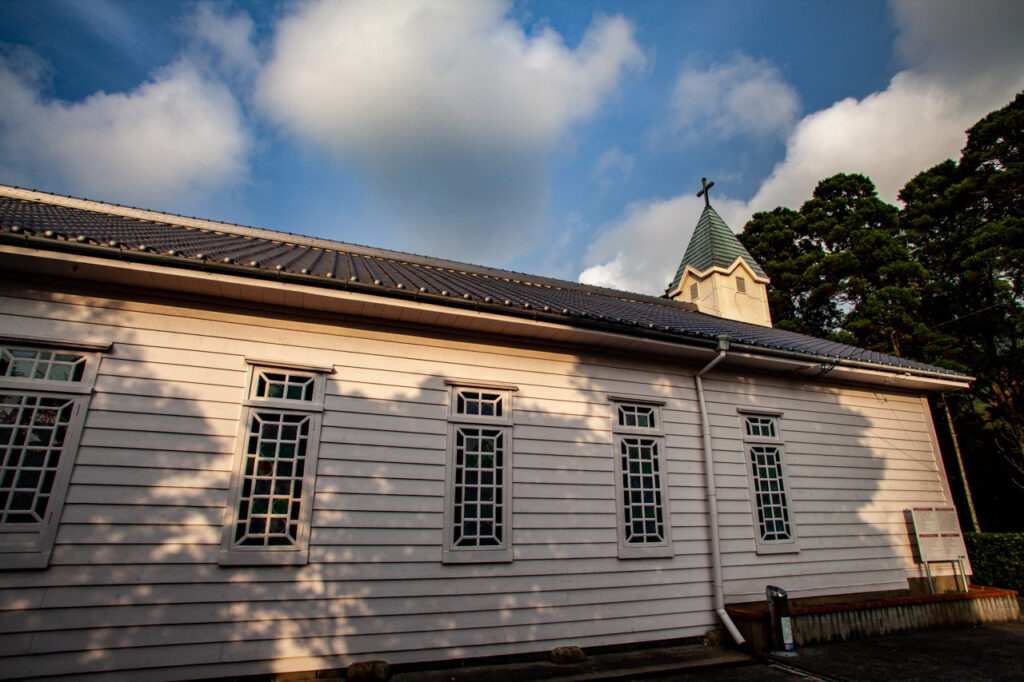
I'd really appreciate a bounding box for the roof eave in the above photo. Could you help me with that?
[723,343,972,393]
[677,258,771,284]
[0,236,970,392]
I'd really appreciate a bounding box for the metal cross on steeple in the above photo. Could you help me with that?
[696,177,715,208]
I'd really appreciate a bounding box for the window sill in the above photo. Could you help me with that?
[219,548,310,566]
[442,547,513,564]
[618,544,675,559]
[0,549,52,570]
[754,541,800,555]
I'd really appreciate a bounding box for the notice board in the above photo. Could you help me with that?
[910,507,968,564]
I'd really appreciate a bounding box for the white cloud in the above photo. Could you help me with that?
[0,4,254,207]
[748,71,986,210]
[891,0,1024,86]
[748,0,1024,212]
[189,3,260,80]
[579,0,1024,293]
[0,57,250,203]
[671,53,800,141]
[257,0,643,264]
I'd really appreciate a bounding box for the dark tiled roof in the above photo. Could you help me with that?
[668,205,767,293]
[0,191,963,378]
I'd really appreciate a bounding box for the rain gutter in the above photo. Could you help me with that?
[724,341,971,385]
[694,334,746,645]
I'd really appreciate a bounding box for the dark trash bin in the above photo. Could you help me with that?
[766,585,795,654]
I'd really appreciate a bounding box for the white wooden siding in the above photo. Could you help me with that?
[0,283,955,680]
[700,374,954,601]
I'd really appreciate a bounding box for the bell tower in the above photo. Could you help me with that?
[665,179,772,327]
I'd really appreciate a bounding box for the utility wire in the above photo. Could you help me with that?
[929,303,1008,329]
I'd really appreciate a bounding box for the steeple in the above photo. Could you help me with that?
[665,179,772,327]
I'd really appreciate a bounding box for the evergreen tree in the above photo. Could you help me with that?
[739,206,831,336]
[900,92,1024,488]
[742,93,1024,526]
[739,173,930,355]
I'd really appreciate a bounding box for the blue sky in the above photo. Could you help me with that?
[1,1,1022,295]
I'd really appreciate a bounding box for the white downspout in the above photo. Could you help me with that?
[695,334,746,645]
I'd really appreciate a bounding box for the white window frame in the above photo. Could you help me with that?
[0,338,109,570]
[739,410,799,554]
[611,397,673,559]
[219,360,330,566]
[442,380,515,564]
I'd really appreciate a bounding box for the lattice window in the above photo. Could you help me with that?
[222,363,326,566]
[690,283,699,300]
[620,437,665,544]
[736,276,747,293]
[0,395,75,524]
[612,400,671,557]
[233,412,310,547]
[456,390,503,418]
[750,444,791,541]
[742,414,796,550]
[745,415,776,439]
[444,384,513,563]
[0,347,87,383]
[253,370,315,402]
[0,341,102,570]
[618,404,656,429]
[452,426,504,547]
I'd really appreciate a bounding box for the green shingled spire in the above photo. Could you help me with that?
[667,203,766,294]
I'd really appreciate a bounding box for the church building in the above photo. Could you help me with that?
[0,182,979,680]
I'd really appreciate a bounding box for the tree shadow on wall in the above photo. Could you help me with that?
[0,282,949,679]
